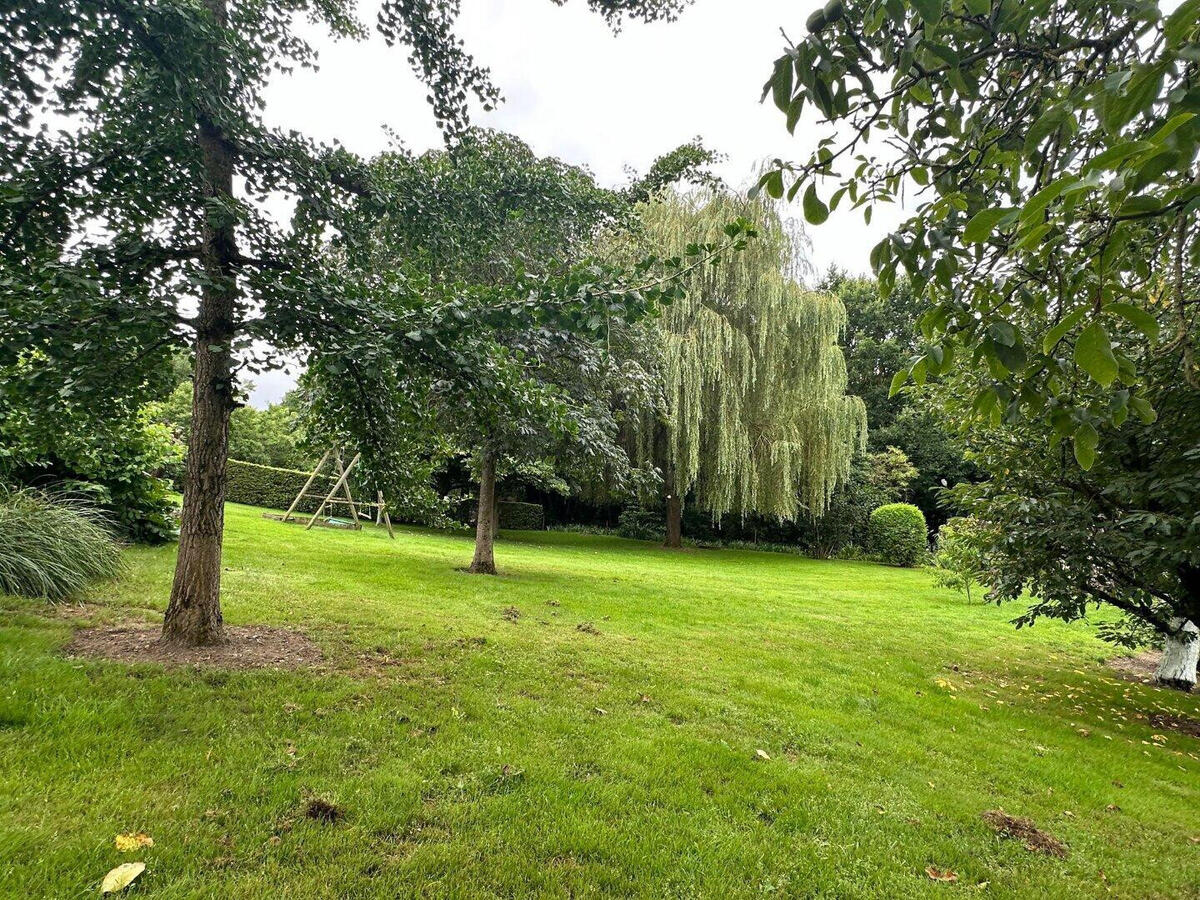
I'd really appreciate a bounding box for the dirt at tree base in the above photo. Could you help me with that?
[66,624,323,670]
[981,810,1069,858]
[1148,712,1200,739]
[1104,650,1161,683]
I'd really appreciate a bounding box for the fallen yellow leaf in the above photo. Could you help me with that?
[114,832,153,852]
[101,862,145,894]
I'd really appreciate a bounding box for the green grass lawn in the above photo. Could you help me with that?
[1,503,1197,898]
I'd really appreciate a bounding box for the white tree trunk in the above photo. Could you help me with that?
[1155,618,1198,691]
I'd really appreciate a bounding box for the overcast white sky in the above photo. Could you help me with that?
[249,0,903,404]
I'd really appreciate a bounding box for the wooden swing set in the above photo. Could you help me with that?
[263,448,394,538]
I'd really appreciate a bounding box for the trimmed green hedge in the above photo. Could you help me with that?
[499,501,544,531]
[868,503,927,567]
[224,459,331,514]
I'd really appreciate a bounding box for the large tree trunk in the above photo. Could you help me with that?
[1156,618,1198,691]
[469,452,498,575]
[163,0,237,646]
[664,491,682,549]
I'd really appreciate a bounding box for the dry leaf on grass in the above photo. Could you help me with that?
[101,862,145,894]
[925,865,958,882]
[114,832,153,852]
[981,809,1068,858]
[754,749,771,761]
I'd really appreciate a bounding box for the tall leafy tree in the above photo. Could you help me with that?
[761,0,1200,685]
[1,0,696,645]
[627,190,867,547]
[819,269,972,528]
[314,130,719,574]
[936,347,1200,688]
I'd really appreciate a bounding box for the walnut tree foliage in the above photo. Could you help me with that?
[761,0,1199,669]
[762,0,1199,468]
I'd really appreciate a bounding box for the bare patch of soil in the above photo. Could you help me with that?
[66,624,323,670]
[304,798,344,823]
[47,601,108,620]
[1105,650,1162,683]
[1148,712,1200,739]
[981,810,1068,858]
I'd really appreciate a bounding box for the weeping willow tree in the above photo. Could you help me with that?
[631,190,866,547]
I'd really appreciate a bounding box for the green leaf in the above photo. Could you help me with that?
[1148,112,1196,144]
[1116,195,1161,216]
[1081,140,1151,174]
[764,169,784,200]
[802,183,830,224]
[963,207,1015,244]
[988,320,1016,347]
[1024,106,1068,155]
[911,0,941,25]
[1020,176,1077,224]
[1165,0,1200,48]
[771,56,794,113]
[1015,223,1053,251]
[888,368,909,397]
[1073,422,1099,470]
[1041,308,1086,355]
[1129,395,1158,424]
[1104,302,1159,340]
[1074,321,1118,387]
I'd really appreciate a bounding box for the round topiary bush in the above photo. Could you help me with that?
[868,503,927,567]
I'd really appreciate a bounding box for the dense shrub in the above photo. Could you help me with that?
[498,501,544,531]
[224,459,331,513]
[0,404,180,544]
[617,504,664,541]
[868,503,927,567]
[797,447,917,558]
[0,488,125,599]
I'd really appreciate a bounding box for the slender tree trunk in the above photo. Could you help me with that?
[163,0,237,646]
[1156,618,1198,691]
[664,491,682,549]
[469,452,498,575]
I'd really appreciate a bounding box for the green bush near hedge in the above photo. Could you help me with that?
[868,503,927,567]
[224,459,332,514]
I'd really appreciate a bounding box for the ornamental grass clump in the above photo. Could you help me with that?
[0,487,125,599]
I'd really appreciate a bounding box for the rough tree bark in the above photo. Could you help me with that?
[469,452,498,575]
[162,0,236,646]
[1156,618,1198,691]
[664,491,682,549]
